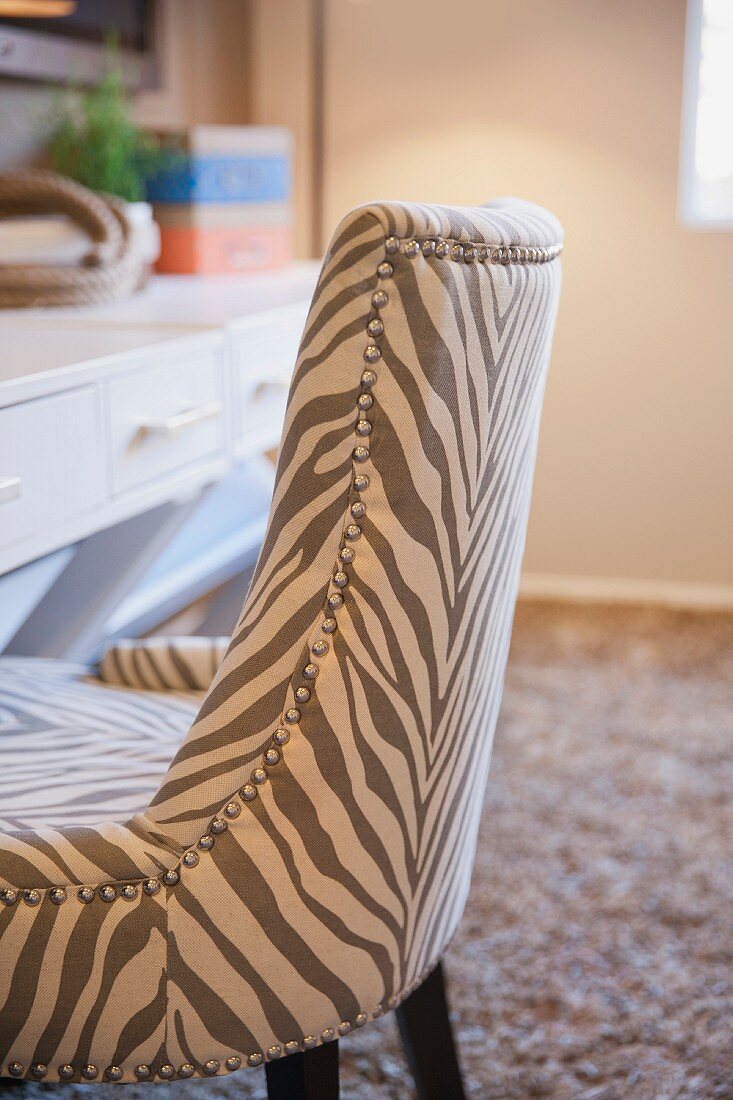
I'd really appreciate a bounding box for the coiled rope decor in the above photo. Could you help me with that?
[0,169,147,308]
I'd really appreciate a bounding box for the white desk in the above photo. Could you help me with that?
[0,265,320,658]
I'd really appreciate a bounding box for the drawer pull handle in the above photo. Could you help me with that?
[253,380,288,401]
[0,476,21,504]
[141,402,221,439]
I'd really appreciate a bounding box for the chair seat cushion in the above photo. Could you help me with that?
[0,656,200,833]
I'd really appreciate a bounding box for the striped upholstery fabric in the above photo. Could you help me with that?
[0,658,199,832]
[99,637,229,692]
[0,199,562,1083]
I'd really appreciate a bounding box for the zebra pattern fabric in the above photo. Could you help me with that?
[0,199,562,1083]
[0,657,200,833]
[98,637,229,693]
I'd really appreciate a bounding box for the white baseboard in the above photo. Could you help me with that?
[518,572,733,611]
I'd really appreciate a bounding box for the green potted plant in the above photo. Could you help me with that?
[47,47,171,266]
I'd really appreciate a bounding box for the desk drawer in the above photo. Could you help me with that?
[108,348,225,495]
[0,387,103,550]
[231,312,304,454]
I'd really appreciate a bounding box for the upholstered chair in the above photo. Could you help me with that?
[0,199,562,1099]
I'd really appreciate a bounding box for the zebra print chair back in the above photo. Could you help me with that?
[0,199,562,1087]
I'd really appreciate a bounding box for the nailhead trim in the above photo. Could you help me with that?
[399,234,562,264]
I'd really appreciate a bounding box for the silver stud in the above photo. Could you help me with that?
[450,243,464,261]
[477,245,488,262]
[404,239,420,257]
[303,662,319,680]
[464,245,476,263]
[248,1053,263,1067]
[134,1064,152,1079]
[211,817,228,834]
[295,685,311,703]
[99,885,115,903]
[224,801,241,819]
[339,546,355,564]
[361,368,377,388]
[351,501,366,519]
[355,419,372,437]
[162,869,180,886]
[500,246,512,264]
[490,246,502,263]
[225,1056,241,1072]
[353,445,370,463]
[121,884,138,901]
[203,1059,219,1076]
[373,1004,384,1018]
[264,747,281,766]
[435,240,450,257]
[322,617,337,634]
[77,886,95,903]
[273,727,291,745]
[8,1063,24,1078]
[198,834,215,851]
[364,344,381,363]
[82,1064,98,1080]
[321,1028,336,1042]
[105,1066,123,1082]
[333,570,349,588]
[357,392,373,411]
[303,1035,318,1050]
[327,592,344,610]
[284,1041,301,1056]
[311,639,329,658]
[384,235,400,254]
[345,523,362,540]
[367,317,384,337]
[182,850,199,868]
[158,1063,175,1080]
[284,707,301,724]
[422,238,437,256]
[371,290,388,309]
[338,1021,352,1036]
[30,1063,47,1079]
[353,474,370,492]
[23,889,40,906]
[266,1046,283,1061]
[59,1065,75,1080]
[49,887,66,905]
[377,261,393,279]
[252,767,268,784]
[355,1012,368,1027]
[240,783,258,801]
[1,889,18,906]
[178,1064,195,1078]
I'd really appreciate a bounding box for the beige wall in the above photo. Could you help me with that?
[134,0,251,130]
[248,0,316,257]
[268,0,732,595]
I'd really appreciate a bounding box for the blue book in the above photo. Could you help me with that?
[146,154,291,205]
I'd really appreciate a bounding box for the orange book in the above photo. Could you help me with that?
[157,224,292,275]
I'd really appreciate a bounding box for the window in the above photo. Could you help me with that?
[679,0,733,228]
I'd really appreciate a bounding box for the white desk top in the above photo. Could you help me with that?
[0,326,216,406]
[0,264,321,332]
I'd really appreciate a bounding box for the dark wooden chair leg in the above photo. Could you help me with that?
[396,961,466,1100]
[265,1039,339,1100]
